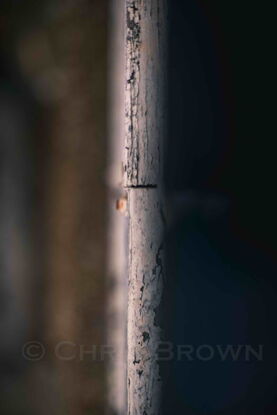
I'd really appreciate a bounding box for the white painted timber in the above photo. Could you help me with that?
[128,188,164,415]
[124,0,166,187]
[125,1,167,413]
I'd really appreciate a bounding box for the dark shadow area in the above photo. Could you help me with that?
[163,1,277,414]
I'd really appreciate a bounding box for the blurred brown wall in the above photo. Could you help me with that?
[0,1,109,414]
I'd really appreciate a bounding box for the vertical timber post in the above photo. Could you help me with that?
[124,1,167,414]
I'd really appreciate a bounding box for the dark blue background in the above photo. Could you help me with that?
[163,1,277,413]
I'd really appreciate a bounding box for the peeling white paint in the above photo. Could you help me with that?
[124,0,166,187]
[128,188,164,415]
[124,1,167,413]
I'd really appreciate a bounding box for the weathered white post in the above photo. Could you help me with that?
[124,1,167,414]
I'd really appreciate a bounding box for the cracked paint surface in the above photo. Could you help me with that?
[125,1,167,413]
[128,188,164,415]
[124,0,166,187]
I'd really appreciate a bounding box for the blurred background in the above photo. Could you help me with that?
[0,0,276,414]
[163,1,277,414]
[0,1,108,414]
